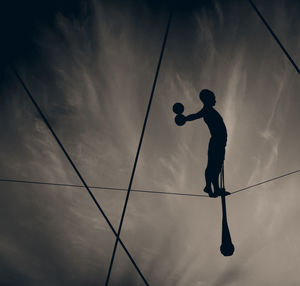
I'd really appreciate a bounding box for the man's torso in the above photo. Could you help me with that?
[202,107,227,145]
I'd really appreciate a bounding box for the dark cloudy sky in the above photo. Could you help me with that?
[0,0,300,285]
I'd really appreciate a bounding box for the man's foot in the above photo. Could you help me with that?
[213,187,230,197]
[213,188,221,197]
[203,186,214,197]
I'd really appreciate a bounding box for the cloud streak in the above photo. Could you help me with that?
[0,0,300,285]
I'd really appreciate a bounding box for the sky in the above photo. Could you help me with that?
[0,0,300,285]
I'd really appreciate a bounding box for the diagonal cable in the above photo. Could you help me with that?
[105,10,173,286]
[11,66,149,286]
[248,0,300,74]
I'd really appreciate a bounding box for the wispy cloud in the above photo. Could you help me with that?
[1,0,300,285]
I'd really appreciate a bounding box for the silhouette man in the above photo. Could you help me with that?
[184,89,227,197]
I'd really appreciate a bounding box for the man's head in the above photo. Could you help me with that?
[199,89,216,107]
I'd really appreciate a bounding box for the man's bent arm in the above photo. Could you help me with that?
[185,110,203,121]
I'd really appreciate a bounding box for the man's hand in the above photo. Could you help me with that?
[175,113,186,126]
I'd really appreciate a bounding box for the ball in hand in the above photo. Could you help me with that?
[172,102,184,114]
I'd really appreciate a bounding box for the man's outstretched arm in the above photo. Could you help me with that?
[185,109,204,121]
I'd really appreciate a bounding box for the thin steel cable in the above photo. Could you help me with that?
[1,169,300,197]
[0,178,208,197]
[11,67,149,286]
[230,169,300,195]
[248,0,300,74]
[105,10,173,286]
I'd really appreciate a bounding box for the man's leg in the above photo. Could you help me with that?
[204,167,212,189]
[210,145,225,195]
[212,172,220,194]
[204,139,214,196]
[204,165,214,196]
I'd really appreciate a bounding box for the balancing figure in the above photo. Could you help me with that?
[173,89,234,256]
[173,89,230,198]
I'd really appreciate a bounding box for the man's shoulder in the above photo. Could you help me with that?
[203,106,215,114]
[211,107,222,116]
